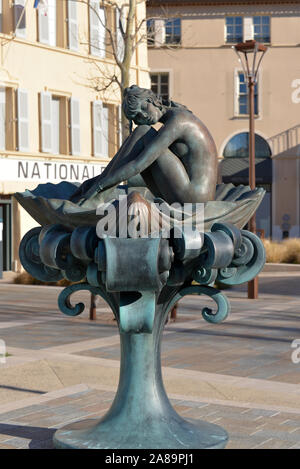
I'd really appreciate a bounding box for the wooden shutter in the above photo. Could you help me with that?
[48,0,56,46]
[115,8,124,62]
[6,88,16,151]
[155,20,165,46]
[68,0,78,51]
[244,17,253,41]
[51,97,60,154]
[17,88,29,151]
[102,105,109,157]
[70,98,81,155]
[93,100,102,157]
[89,1,99,56]
[98,7,106,58]
[14,0,26,39]
[40,92,52,153]
[38,4,50,44]
[93,100,108,157]
[118,105,123,146]
[0,87,5,151]
[89,1,105,57]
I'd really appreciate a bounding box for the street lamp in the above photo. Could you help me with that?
[233,40,268,299]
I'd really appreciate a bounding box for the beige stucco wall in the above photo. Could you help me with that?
[0,0,149,271]
[148,2,300,239]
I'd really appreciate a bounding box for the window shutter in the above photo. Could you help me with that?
[17,88,29,151]
[89,1,98,56]
[51,97,60,155]
[115,8,125,62]
[89,1,105,57]
[244,17,253,41]
[118,105,123,146]
[70,98,81,156]
[14,0,26,38]
[155,20,165,46]
[102,105,109,157]
[38,5,50,44]
[40,92,52,153]
[68,0,78,51]
[0,87,5,151]
[93,100,108,157]
[98,7,106,58]
[93,100,103,157]
[48,0,56,46]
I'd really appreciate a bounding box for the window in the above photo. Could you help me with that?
[1,1,26,37]
[253,16,270,43]
[92,101,109,157]
[37,0,56,46]
[0,200,12,271]
[147,19,155,46]
[92,102,119,158]
[165,18,181,45]
[0,87,29,152]
[226,17,243,44]
[89,1,106,58]
[150,73,169,102]
[67,0,79,51]
[226,16,270,44]
[236,72,258,116]
[146,18,181,47]
[40,92,80,155]
[115,7,125,62]
[51,97,60,154]
[14,0,26,38]
[37,0,78,50]
[223,132,271,158]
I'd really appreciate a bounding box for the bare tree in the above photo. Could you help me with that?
[80,0,175,141]
[78,0,148,140]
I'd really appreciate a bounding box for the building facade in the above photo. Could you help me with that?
[0,0,149,273]
[147,0,300,240]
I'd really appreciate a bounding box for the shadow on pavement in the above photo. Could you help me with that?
[0,423,56,449]
[0,385,45,395]
[231,277,300,297]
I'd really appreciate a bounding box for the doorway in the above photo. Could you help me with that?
[0,199,12,271]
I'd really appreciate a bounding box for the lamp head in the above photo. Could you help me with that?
[233,40,268,81]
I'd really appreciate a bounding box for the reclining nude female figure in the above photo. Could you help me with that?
[70,85,218,206]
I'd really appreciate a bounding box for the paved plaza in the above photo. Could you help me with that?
[0,272,299,449]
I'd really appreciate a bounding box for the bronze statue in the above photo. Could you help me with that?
[14,85,265,231]
[15,85,266,450]
[70,85,218,205]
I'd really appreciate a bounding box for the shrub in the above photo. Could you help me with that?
[262,238,300,264]
[282,238,300,264]
[14,271,73,286]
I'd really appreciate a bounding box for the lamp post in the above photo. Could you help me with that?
[233,40,267,299]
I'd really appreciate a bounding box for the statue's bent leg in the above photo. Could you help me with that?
[142,149,191,204]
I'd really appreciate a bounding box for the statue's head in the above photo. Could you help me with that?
[122,85,165,126]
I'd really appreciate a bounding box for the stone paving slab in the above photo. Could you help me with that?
[0,282,300,449]
[1,386,300,449]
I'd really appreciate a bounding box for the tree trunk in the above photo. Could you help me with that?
[119,0,136,141]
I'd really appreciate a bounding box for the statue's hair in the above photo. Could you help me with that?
[122,85,189,124]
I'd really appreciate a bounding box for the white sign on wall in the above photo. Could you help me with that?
[0,158,107,183]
